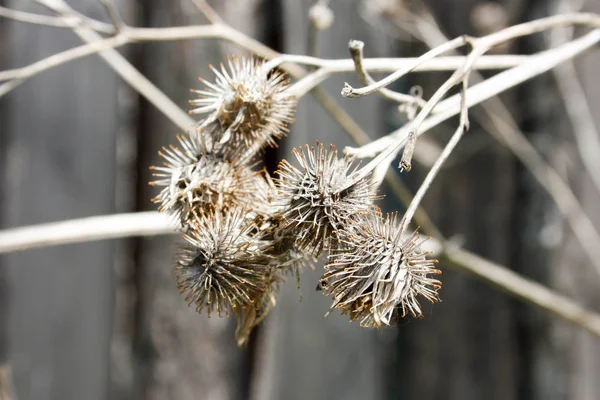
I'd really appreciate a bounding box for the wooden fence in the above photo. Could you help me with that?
[1,0,600,399]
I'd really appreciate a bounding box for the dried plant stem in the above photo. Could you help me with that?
[2,211,600,337]
[345,13,600,171]
[2,0,600,341]
[0,4,110,32]
[39,0,195,130]
[342,35,469,98]
[400,76,470,235]
[346,29,600,158]
[443,245,600,338]
[0,212,175,254]
[345,13,600,98]
[0,40,525,98]
[347,39,426,107]
[392,10,600,281]
[98,0,125,32]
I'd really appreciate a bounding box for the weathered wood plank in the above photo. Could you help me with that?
[250,1,388,399]
[1,1,120,399]
[366,1,520,399]
[131,2,249,399]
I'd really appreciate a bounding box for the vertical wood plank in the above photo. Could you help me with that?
[544,0,600,399]
[370,1,520,399]
[132,1,248,399]
[251,1,389,399]
[1,1,120,399]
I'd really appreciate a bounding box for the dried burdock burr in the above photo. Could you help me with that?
[273,142,378,258]
[190,56,296,151]
[174,207,273,317]
[322,212,441,328]
[150,131,266,225]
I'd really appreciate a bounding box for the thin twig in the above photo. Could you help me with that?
[367,9,600,281]
[400,75,470,235]
[342,36,468,98]
[549,15,600,197]
[0,212,175,254]
[0,4,114,33]
[348,39,426,107]
[346,29,600,158]
[443,245,600,338]
[98,0,125,31]
[2,210,600,338]
[345,12,600,98]
[345,12,600,171]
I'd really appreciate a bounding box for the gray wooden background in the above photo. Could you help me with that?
[1,0,600,399]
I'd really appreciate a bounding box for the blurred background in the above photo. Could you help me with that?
[2,0,600,399]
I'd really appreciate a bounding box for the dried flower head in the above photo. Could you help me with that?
[322,212,441,328]
[190,56,296,150]
[174,208,273,317]
[150,132,265,224]
[274,142,378,257]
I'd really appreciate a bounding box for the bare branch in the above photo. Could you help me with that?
[443,244,600,339]
[348,39,427,107]
[345,13,600,98]
[341,36,468,98]
[400,75,470,235]
[0,4,114,33]
[356,10,600,280]
[0,212,175,254]
[98,0,125,31]
[346,29,600,158]
[2,210,600,338]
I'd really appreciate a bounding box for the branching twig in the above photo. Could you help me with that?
[98,0,125,32]
[345,12,600,171]
[3,0,600,344]
[359,8,600,280]
[399,75,470,236]
[0,212,175,254]
[345,30,600,158]
[348,39,427,108]
[2,211,600,338]
[0,4,114,33]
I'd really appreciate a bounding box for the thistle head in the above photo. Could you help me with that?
[322,212,441,328]
[273,142,378,257]
[150,132,265,225]
[190,56,296,151]
[174,208,273,317]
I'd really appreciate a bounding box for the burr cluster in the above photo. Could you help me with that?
[150,56,441,346]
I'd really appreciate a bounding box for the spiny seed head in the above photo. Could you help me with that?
[174,208,273,317]
[150,132,265,225]
[273,142,378,258]
[190,56,296,151]
[322,212,442,328]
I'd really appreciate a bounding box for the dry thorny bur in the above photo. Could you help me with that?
[150,55,442,346]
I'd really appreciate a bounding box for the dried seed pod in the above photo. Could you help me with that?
[190,56,296,151]
[322,212,442,328]
[150,132,265,225]
[274,142,378,257]
[174,208,273,317]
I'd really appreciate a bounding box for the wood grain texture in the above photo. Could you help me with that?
[1,1,119,399]
[381,1,520,399]
[250,1,389,399]
[544,0,600,399]
[131,1,248,399]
